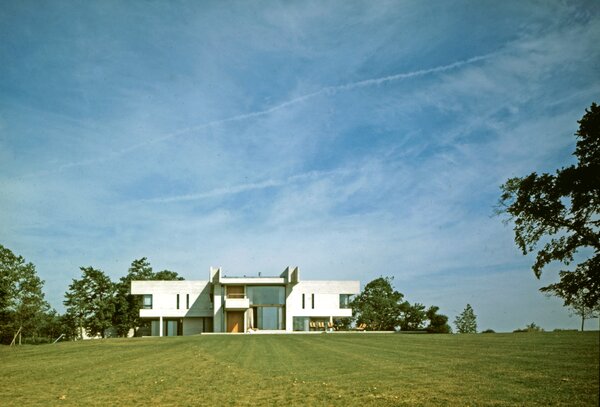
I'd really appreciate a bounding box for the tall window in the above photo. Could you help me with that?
[339,294,352,309]
[143,295,152,309]
[186,294,190,309]
[247,286,286,330]
[302,293,305,309]
[311,293,315,309]
[176,294,180,309]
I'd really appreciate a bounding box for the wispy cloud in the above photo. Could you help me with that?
[16,52,496,180]
[2,1,598,332]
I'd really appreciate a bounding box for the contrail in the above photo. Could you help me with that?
[144,167,355,203]
[20,52,494,179]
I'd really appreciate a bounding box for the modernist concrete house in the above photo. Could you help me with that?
[131,266,359,335]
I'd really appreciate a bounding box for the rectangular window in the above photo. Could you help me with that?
[256,306,284,330]
[302,293,305,309]
[247,286,285,305]
[176,294,180,309]
[186,294,190,309]
[293,316,309,331]
[339,294,352,309]
[311,293,315,309]
[142,295,152,309]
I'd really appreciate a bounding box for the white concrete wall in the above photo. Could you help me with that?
[286,280,360,331]
[133,277,360,333]
[213,283,224,332]
[131,281,213,318]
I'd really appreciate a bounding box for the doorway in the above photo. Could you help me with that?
[227,311,244,333]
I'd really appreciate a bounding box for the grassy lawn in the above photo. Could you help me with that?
[1,332,598,406]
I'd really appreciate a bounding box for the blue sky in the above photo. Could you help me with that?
[1,1,599,331]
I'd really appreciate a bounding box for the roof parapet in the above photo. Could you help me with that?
[209,266,221,283]
[280,266,300,284]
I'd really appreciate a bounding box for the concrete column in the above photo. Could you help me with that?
[159,316,163,337]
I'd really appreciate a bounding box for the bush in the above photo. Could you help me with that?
[481,329,495,334]
[514,322,544,333]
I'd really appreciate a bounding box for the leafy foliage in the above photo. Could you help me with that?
[154,269,184,281]
[398,302,427,331]
[454,304,478,333]
[0,244,52,344]
[561,288,599,331]
[64,267,115,338]
[425,306,451,333]
[112,258,154,337]
[351,277,404,330]
[498,103,600,310]
[112,259,185,337]
[513,322,544,333]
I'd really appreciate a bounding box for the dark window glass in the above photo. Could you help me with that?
[311,293,315,309]
[293,317,309,331]
[143,295,152,309]
[247,286,285,305]
[339,294,352,309]
[186,294,190,309]
[176,294,180,309]
[302,293,305,309]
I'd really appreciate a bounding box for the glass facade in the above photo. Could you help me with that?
[339,294,352,309]
[246,286,285,329]
[247,286,285,305]
[256,306,283,330]
[165,320,178,336]
[293,316,309,331]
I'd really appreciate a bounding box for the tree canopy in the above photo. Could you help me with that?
[0,244,52,343]
[352,277,451,333]
[398,302,427,331]
[454,304,477,333]
[64,266,115,338]
[351,277,404,330]
[498,102,600,310]
[112,258,185,337]
[425,306,451,333]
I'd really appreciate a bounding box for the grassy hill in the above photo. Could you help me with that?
[1,332,598,406]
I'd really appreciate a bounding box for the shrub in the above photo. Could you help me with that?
[514,322,544,333]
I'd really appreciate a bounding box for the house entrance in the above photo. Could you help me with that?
[227,311,244,333]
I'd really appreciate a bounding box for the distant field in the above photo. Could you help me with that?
[1,332,598,406]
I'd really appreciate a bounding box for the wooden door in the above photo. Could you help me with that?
[227,311,244,333]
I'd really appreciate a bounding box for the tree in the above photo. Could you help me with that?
[351,277,404,330]
[426,306,451,333]
[454,304,477,333]
[497,103,600,310]
[398,302,427,331]
[112,260,185,337]
[154,269,184,281]
[112,258,154,337]
[0,244,52,344]
[563,288,599,331]
[64,267,115,338]
[514,322,544,333]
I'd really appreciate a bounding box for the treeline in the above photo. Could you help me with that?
[351,277,454,333]
[0,244,182,344]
